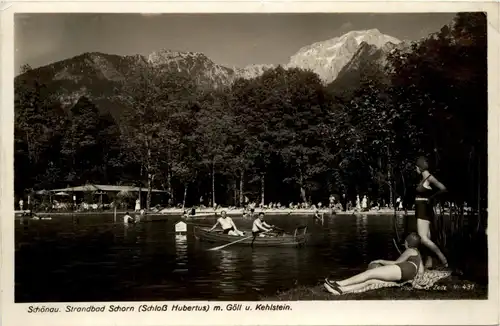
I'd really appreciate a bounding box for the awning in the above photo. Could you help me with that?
[50,184,167,193]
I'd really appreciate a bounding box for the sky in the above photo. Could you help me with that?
[15,13,456,74]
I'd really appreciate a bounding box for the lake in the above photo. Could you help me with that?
[15,213,404,302]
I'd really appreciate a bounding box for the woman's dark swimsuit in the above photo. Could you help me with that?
[415,175,435,222]
[396,252,421,282]
[222,227,235,234]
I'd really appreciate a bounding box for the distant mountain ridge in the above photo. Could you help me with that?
[15,28,411,116]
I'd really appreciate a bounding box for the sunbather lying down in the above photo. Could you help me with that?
[325,233,425,295]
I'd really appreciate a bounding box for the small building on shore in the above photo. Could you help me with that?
[49,184,168,209]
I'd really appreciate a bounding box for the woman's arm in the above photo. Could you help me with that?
[393,249,415,264]
[429,175,446,191]
[372,259,396,265]
[428,175,447,200]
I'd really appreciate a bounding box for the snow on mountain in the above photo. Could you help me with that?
[287,29,401,83]
[15,28,405,116]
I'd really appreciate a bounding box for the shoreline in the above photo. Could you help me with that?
[14,208,413,218]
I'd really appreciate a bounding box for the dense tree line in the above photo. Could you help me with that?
[15,13,486,216]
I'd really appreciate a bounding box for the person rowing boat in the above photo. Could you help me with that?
[252,212,273,236]
[209,210,244,236]
[251,212,275,247]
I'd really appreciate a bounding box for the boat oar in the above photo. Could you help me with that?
[207,229,272,251]
[392,238,402,255]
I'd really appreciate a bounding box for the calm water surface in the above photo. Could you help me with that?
[15,213,403,302]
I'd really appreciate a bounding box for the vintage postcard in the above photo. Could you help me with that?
[0,1,498,326]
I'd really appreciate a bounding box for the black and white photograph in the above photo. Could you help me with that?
[1,2,498,326]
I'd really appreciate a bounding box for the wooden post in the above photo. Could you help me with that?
[138,186,142,210]
[212,160,216,208]
[182,185,187,210]
[239,170,244,208]
[28,195,31,217]
[261,173,265,207]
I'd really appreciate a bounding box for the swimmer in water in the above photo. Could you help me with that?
[32,214,51,220]
[324,233,424,295]
[314,210,324,223]
[123,212,135,224]
[244,208,255,218]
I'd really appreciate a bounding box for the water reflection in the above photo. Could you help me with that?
[122,223,130,237]
[217,249,239,295]
[174,234,188,272]
[250,248,271,290]
[15,213,398,302]
[356,214,368,262]
[397,213,404,231]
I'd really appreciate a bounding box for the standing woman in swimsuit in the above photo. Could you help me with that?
[414,156,448,269]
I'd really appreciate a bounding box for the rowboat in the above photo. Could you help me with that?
[193,226,308,247]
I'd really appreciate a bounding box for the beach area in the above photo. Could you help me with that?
[14,207,414,218]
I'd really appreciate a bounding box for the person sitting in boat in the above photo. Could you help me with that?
[324,233,423,295]
[252,212,274,238]
[209,211,243,235]
[123,212,135,224]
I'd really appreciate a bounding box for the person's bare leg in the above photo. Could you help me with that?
[424,228,433,268]
[339,279,393,293]
[417,219,448,266]
[337,265,402,287]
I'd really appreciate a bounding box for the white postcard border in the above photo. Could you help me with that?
[1,2,498,326]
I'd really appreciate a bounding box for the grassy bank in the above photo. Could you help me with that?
[263,275,487,300]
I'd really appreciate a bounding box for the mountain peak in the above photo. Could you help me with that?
[287,29,401,83]
[365,28,381,34]
[16,27,406,112]
[342,28,380,36]
[147,49,209,65]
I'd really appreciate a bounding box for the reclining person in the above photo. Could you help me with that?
[324,233,424,295]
